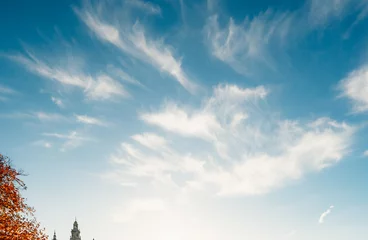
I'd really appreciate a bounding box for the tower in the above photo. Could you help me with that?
[52,231,57,240]
[70,219,82,240]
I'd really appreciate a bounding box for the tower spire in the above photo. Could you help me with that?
[70,219,81,240]
[52,231,57,240]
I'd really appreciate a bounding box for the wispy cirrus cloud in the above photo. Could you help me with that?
[43,131,90,140]
[1,110,111,128]
[307,0,368,29]
[126,0,162,16]
[34,112,67,121]
[140,85,267,142]
[204,10,294,75]
[205,0,368,75]
[107,84,354,196]
[319,205,334,224]
[8,52,129,101]
[344,2,368,38]
[0,111,67,122]
[140,103,222,141]
[0,84,17,94]
[338,64,368,113]
[32,140,52,148]
[43,131,92,151]
[131,132,168,150]
[75,114,107,126]
[51,96,65,108]
[364,150,368,156]
[74,2,198,93]
[107,65,144,88]
[307,0,350,28]
[0,84,17,101]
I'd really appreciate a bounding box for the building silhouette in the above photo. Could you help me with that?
[52,219,94,240]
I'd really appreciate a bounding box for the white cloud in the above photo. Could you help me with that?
[8,52,128,101]
[109,141,205,189]
[108,84,354,196]
[204,0,368,75]
[140,103,222,141]
[0,84,17,101]
[207,121,352,196]
[211,84,268,102]
[141,85,267,142]
[85,75,129,100]
[307,0,368,29]
[0,111,67,122]
[344,2,368,38]
[35,112,66,121]
[107,65,144,88]
[131,132,168,150]
[51,96,64,108]
[319,205,334,224]
[126,0,162,15]
[75,114,106,126]
[307,0,350,27]
[9,52,87,87]
[205,11,293,75]
[32,140,52,148]
[43,131,92,151]
[0,84,17,94]
[364,150,368,156]
[338,64,368,112]
[75,5,198,93]
[43,131,88,140]
[112,198,165,223]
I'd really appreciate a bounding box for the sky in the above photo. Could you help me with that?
[1,0,368,239]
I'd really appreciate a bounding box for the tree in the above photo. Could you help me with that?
[0,154,47,240]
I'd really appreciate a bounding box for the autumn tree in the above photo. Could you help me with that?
[0,154,47,240]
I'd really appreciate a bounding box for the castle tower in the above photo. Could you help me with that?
[70,219,82,240]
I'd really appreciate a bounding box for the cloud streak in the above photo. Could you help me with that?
[43,131,92,151]
[126,0,162,15]
[32,140,52,148]
[131,132,168,150]
[319,205,334,224]
[51,96,64,108]
[0,84,17,94]
[339,64,368,113]
[205,0,368,75]
[205,10,294,75]
[0,84,17,101]
[307,0,350,28]
[8,52,129,101]
[75,3,198,93]
[75,114,107,126]
[107,65,144,88]
[307,0,368,29]
[0,111,67,122]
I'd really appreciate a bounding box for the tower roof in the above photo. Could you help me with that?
[70,219,81,240]
[73,218,79,230]
[52,231,57,240]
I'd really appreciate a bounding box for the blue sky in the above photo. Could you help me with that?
[1,0,368,239]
